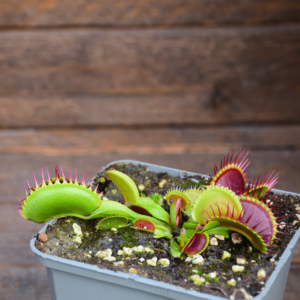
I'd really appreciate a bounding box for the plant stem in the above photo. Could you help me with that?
[169,198,177,229]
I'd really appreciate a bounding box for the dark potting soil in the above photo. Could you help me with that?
[37,163,300,299]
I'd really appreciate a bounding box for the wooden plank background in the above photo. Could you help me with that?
[0,0,299,27]
[0,1,299,299]
[0,26,300,129]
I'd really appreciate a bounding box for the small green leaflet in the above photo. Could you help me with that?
[153,225,172,239]
[96,216,130,230]
[204,226,230,238]
[203,221,220,232]
[170,239,181,258]
[182,217,198,229]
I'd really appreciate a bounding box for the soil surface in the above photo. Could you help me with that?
[37,163,300,299]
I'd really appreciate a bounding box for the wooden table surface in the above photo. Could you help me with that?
[0,126,299,299]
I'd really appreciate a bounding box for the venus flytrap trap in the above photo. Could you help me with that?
[209,149,278,198]
[19,166,102,223]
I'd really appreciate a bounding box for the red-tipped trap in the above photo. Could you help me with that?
[210,149,250,195]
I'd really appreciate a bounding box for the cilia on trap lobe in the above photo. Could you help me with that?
[18,149,286,257]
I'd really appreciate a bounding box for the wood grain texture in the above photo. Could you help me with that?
[0,0,299,28]
[1,93,300,128]
[0,126,300,155]
[2,151,300,201]
[0,25,300,128]
[293,241,300,264]
[0,127,300,197]
[0,266,50,300]
[283,265,300,300]
[0,205,44,265]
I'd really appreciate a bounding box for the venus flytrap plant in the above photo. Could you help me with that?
[18,166,221,257]
[18,149,284,259]
[19,167,171,237]
[188,149,284,254]
[152,149,283,255]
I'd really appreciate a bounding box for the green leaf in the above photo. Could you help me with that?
[106,170,139,204]
[96,216,130,230]
[153,225,172,239]
[204,226,230,238]
[177,228,200,244]
[178,228,186,248]
[183,205,192,217]
[182,217,198,229]
[184,229,197,242]
[198,179,209,186]
[149,193,162,205]
[88,200,170,228]
[132,197,170,225]
[182,222,197,229]
[170,239,181,258]
[203,221,220,232]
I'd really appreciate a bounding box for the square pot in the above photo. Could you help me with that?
[30,160,300,300]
